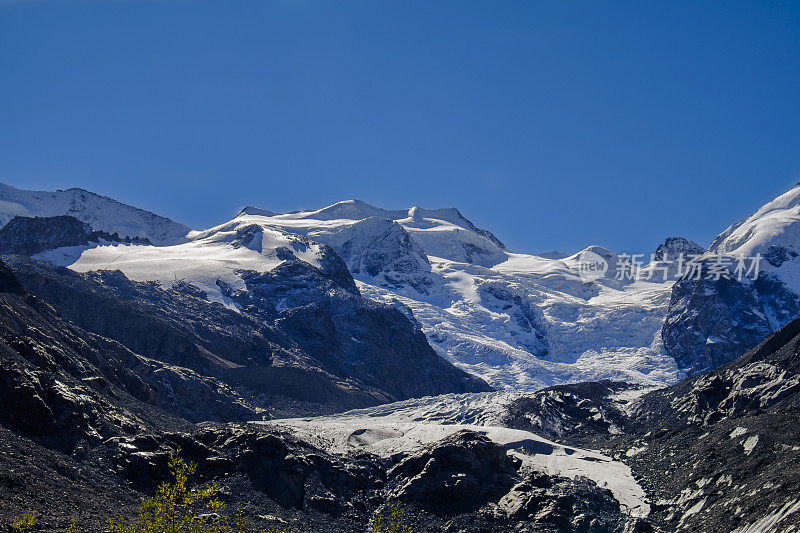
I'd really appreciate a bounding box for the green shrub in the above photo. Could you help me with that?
[371,504,413,533]
[108,448,227,533]
[10,511,35,532]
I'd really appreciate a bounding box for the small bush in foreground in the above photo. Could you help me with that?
[371,504,413,533]
[108,448,228,533]
[10,511,35,532]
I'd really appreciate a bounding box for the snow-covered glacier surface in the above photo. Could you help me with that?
[66,214,327,306]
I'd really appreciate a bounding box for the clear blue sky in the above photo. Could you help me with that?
[2,1,799,254]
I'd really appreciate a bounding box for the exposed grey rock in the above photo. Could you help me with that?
[663,267,800,374]
[652,237,705,262]
[387,430,520,514]
[503,381,642,445]
[0,215,151,256]
[499,472,644,532]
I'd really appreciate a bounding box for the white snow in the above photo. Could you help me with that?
[29,194,688,390]
[742,435,759,455]
[710,183,800,294]
[239,200,685,390]
[730,426,748,439]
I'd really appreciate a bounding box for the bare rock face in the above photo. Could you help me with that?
[499,473,646,533]
[502,381,641,445]
[652,237,705,262]
[662,269,800,374]
[0,215,151,256]
[0,259,257,450]
[387,430,520,514]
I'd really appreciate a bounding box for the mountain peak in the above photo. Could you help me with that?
[238,205,277,217]
[653,237,705,261]
[710,183,800,256]
[0,182,189,245]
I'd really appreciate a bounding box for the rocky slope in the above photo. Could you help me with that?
[0,204,492,407]
[498,318,800,532]
[3,249,488,415]
[0,261,645,532]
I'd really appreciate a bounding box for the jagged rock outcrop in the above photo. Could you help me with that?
[0,215,151,256]
[652,237,705,262]
[499,473,646,532]
[387,431,520,513]
[502,381,642,445]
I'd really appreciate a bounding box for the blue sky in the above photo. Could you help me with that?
[1,1,799,254]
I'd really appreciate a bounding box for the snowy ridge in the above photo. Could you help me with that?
[710,183,800,257]
[662,183,800,373]
[709,183,800,294]
[0,182,189,245]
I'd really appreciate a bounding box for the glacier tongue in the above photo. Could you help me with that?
[261,391,651,518]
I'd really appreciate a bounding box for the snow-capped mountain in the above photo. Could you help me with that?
[5,182,800,532]
[0,187,697,391]
[710,182,800,290]
[0,183,189,245]
[65,214,331,306]
[17,182,800,391]
[664,183,800,372]
[214,201,690,390]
